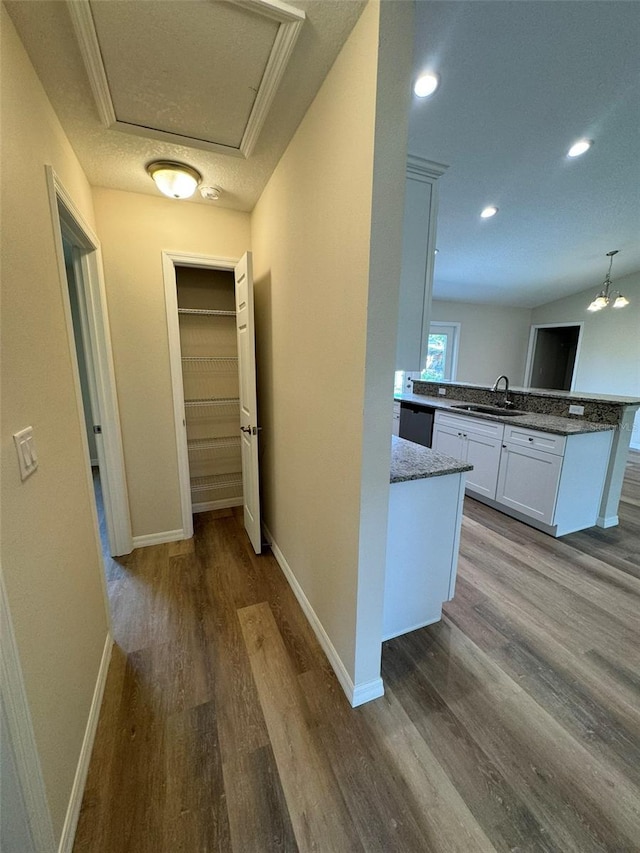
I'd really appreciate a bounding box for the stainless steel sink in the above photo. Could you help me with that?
[451,404,527,417]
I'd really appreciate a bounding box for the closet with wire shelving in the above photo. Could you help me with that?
[176,266,242,513]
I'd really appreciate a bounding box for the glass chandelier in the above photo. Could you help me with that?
[588,250,629,311]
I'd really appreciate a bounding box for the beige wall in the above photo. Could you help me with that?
[251,0,412,692]
[92,188,251,538]
[531,270,640,447]
[0,7,109,839]
[431,299,533,386]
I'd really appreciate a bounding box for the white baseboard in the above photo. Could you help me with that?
[263,525,384,708]
[596,514,619,529]
[192,498,243,513]
[58,633,112,853]
[132,528,184,548]
[351,677,384,706]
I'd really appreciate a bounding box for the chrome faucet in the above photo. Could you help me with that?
[492,375,514,407]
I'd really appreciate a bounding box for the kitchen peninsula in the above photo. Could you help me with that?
[384,436,472,640]
[395,380,639,535]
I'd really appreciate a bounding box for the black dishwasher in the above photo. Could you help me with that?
[399,402,435,447]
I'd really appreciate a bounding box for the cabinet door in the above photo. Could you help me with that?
[465,433,502,500]
[496,443,562,525]
[432,424,466,460]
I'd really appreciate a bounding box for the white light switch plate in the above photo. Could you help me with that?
[13,426,38,480]
[568,404,585,416]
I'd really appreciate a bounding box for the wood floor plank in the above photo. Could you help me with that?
[238,602,365,853]
[445,578,640,790]
[299,666,437,853]
[358,685,498,853]
[77,452,640,852]
[383,638,557,853]
[407,619,640,851]
[223,745,299,853]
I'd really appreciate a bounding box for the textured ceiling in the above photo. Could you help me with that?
[90,1,280,148]
[5,0,365,211]
[6,0,639,307]
[410,1,640,306]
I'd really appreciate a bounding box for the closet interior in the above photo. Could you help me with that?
[176,266,243,513]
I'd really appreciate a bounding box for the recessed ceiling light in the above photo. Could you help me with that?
[567,139,593,158]
[414,73,439,98]
[480,205,499,219]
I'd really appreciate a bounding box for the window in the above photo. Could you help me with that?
[422,322,459,382]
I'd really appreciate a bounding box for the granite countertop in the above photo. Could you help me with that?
[394,393,616,436]
[411,383,640,406]
[390,435,473,484]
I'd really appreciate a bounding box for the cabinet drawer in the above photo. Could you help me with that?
[435,410,504,440]
[502,425,566,456]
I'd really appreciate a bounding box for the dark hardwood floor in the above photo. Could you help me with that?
[76,452,640,852]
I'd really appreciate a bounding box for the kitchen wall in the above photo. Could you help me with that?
[431,299,533,385]
[0,7,109,839]
[250,0,412,698]
[92,188,251,538]
[531,269,640,447]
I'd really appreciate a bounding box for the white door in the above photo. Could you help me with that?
[424,323,459,382]
[234,252,262,554]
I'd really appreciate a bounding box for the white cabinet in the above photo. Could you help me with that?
[433,411,613,536]
[384,470,466,640]
[433,411,503,500]
[392,401,400,436]
[496,441,563,526]
[396,156,448,371]
[495,425,612,535]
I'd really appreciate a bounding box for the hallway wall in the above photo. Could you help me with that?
[0,7,109,839]
[250,0,413,699]
[92,188,251,539]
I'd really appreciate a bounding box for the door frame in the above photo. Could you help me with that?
[162,251,240,540]
[524,322,584,391]
[428,321,460,382]
[1,568,56,852]
[45,166,132,558]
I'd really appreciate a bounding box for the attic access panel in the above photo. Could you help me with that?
[69,0,305,158]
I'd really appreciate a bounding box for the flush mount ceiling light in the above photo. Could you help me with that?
[480,205,499,219]
[414,72,439,98]
[146,161,202,199]
[587,250,629,311]
[567,139,593,158]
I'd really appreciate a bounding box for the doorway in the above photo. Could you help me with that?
[423,322,460,382]
[163,251,262,553]
[46,166,132,558]
[525,323,583,391]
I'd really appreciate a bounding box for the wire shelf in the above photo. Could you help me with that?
[181,356,238,371]
[184,397,240,408]
[187,436,241,452]
[181,356,238,362]
[178,308,236,317]
[190,473,243,493]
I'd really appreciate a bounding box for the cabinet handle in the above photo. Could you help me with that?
[528,437,534,442]
[502,444,507,449]
[463,434,467,438]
